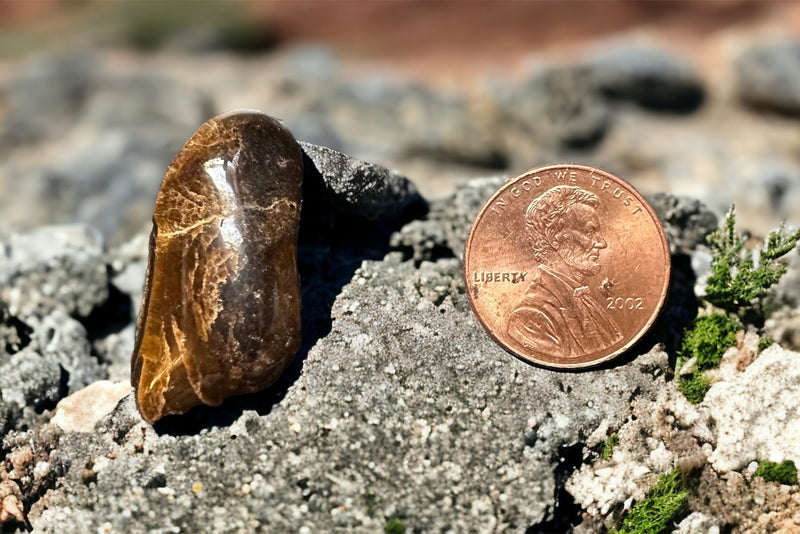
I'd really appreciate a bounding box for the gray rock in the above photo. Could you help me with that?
[34,250,671,533]
[391,176,503,262]
[735,40,800,115]
[301,141,426,220]
[0,306,33,356]
[498,64,609,149]
[587,40,705,111]
[0,67,214,244]
[6,164,772,533]
[0,348,64,412]
[0,224,108,319]
[325,78,505,168]
[0,52,97,146]
[0,309,106,433]
[19,175,685,532]
[28,310,106,393]
[79,72,213,135]
[1,144,793,533]
[0,225,110,432]
[648,193,718,254]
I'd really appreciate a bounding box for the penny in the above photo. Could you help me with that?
[464,164,670,369]
[131,110,304,423]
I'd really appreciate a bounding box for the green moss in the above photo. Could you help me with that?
[613,468,689,534]
[602,433,620,460]
[384,518,406,534]
[679,313,738,371]
[758,336,776,352]
[678,372,711,405]
[755,460,798,485]
[705,205,800,321]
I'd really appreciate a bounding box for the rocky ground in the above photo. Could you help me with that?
[1,19,800,534]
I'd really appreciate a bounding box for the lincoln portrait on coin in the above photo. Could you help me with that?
[507,185,623,359]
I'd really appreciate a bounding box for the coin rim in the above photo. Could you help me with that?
[463,163,671,369]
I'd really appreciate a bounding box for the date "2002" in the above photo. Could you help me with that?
[606,297,644,310]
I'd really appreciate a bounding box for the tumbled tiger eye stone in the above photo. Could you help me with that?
[131,110,303,424]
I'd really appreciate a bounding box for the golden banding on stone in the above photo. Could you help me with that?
[131,111,303,424]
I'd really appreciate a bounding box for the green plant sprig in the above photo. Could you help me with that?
[675,206,798,405]
[705,205,800,324]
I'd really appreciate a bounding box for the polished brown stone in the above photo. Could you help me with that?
[131,111,303,424]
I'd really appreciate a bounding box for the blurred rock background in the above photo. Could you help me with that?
[2,2,800,532]
[1,0,800,243]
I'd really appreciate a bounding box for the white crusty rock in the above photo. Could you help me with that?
[566,381,712,519]
[705,344,800,472]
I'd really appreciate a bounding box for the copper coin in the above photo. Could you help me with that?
[464,164,670,369]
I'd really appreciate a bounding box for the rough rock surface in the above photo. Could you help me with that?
[0,157,797,532]
[31,258,671,533]
[0,224,108,319]
[568,335,800,533]
[0,224,113,432]
[647,193,718,255]
[301,141,425,220]
[0,166,699,532]
[567,379,712,530]
[3,35,800,532]
[391,176,503,263]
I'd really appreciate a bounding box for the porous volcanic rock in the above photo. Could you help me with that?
[2,158,798,533]
[10,175,679,533]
